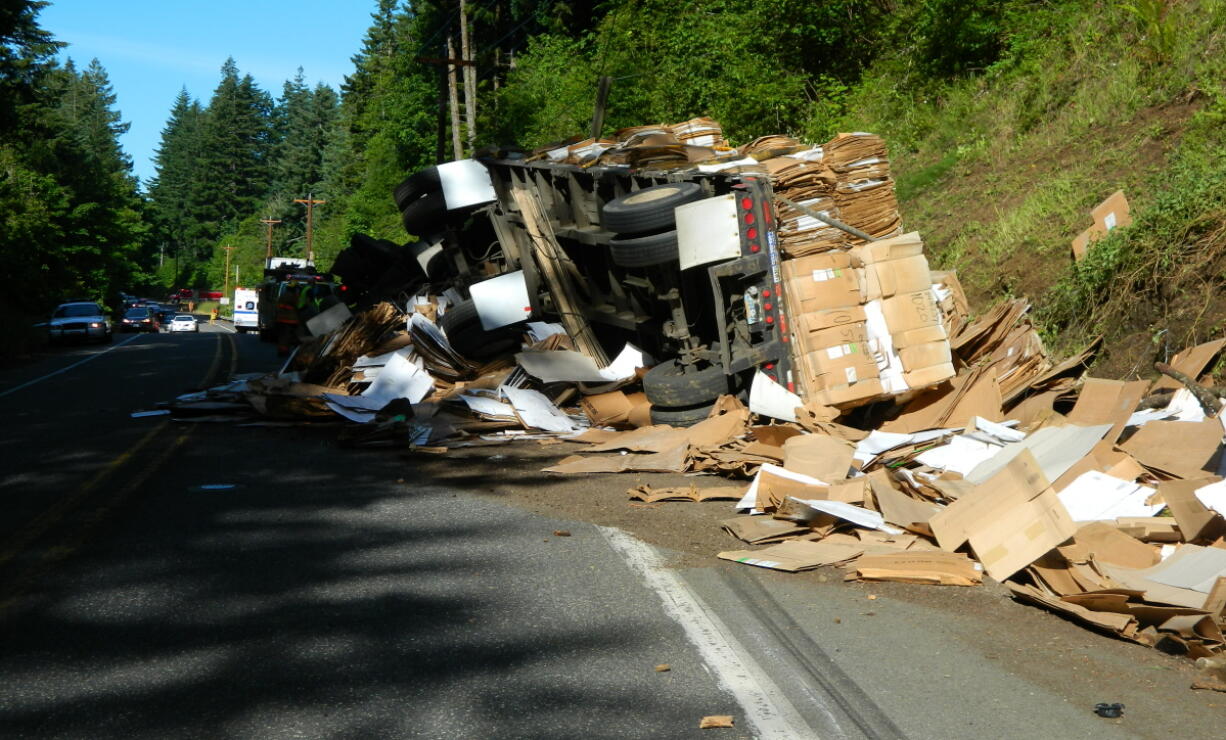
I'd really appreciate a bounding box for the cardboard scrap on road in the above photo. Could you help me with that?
[845,551,982,586]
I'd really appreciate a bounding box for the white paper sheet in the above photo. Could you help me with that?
[501,386,578,433]
[736,463,828,512]
[516,344,644,383]
[967,416,1026,444]
[748,371,802,422]
[915,435,1002,476]
[1143,544,1226,593]
[1056,470,1161,521]
[1194,479,1226,516]
[361,352,433,404]
[793,498,904,535]
[1126,388,1207,427]
[853,428,953,465]
[459,393,517,419]
[965,424,1112,485]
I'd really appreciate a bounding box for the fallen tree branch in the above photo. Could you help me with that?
[1154,362,1222,417]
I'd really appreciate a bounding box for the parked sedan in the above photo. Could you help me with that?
[168,314,198,333]
[47,301,112,344]
[120,307,160,332]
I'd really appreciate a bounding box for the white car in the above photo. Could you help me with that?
[168,314,198,333]
[48,301,112,344]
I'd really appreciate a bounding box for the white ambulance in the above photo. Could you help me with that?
[233,287,259,333]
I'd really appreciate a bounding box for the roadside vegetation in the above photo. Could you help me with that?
[3,0,1223,373]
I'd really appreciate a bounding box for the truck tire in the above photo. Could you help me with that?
[401,190,447,236]
[439,299,523,361]
[393,166,441,211]
[642,353,731,408]
[609,229,679,268]
[649,403,714,428]
[602,182,703,234]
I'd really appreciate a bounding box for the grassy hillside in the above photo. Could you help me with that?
[825,0,1226,376]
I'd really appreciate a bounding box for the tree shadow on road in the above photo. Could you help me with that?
[0,424,731,739]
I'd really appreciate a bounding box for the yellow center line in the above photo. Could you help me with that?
[0,332,227,571]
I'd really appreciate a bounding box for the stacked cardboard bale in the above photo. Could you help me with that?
[671,116,727,148]
[782,231,955,407]
[765,132,949,408]
[825,133,903,242]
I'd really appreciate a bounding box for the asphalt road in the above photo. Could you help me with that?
[0,328,1176,739]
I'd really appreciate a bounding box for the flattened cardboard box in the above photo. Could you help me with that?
[781,252,863,312]
[892,323,948,349]
[858,255,933,301]
[880,291,942,334]
[794,305,867,333]
[897,341,952,373]
[1071,190,1131,261]
[901,362,956,392]
[795,322,869,356]
[814,378,886,408]
[801,340,880,376]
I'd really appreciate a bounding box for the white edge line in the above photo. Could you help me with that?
[0,334,143,399]
[596,525,820,739]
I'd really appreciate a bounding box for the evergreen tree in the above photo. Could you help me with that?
[148,87,206,273]
[192,58,274,257]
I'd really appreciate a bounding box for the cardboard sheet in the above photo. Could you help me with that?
[1066,378,1149,443]
[542,444,689,474]
[1008,583,1138,639]
[737,464,828,512]
[628,485,742,503]
[845,551,981,586]
[1065,522,1161,570]
[1162,478,1226,542]
[720,516,810,544]
[930,450,1074,579]
[1121,419,1223,479]
[868,470,941,528]
[718,539,869,572]
[1152,338,1226,392]
[783,434,854,482]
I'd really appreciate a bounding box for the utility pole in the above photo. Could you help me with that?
[415,50,475,163]
[260,218,282,268]
[460,0,476,151]
[446,34,463,159]
[293,195,326,265]
[222,245,235,299]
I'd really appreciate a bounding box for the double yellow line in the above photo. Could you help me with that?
[0,332,236,611]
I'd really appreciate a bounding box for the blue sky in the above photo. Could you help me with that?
[39,0,379,186]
